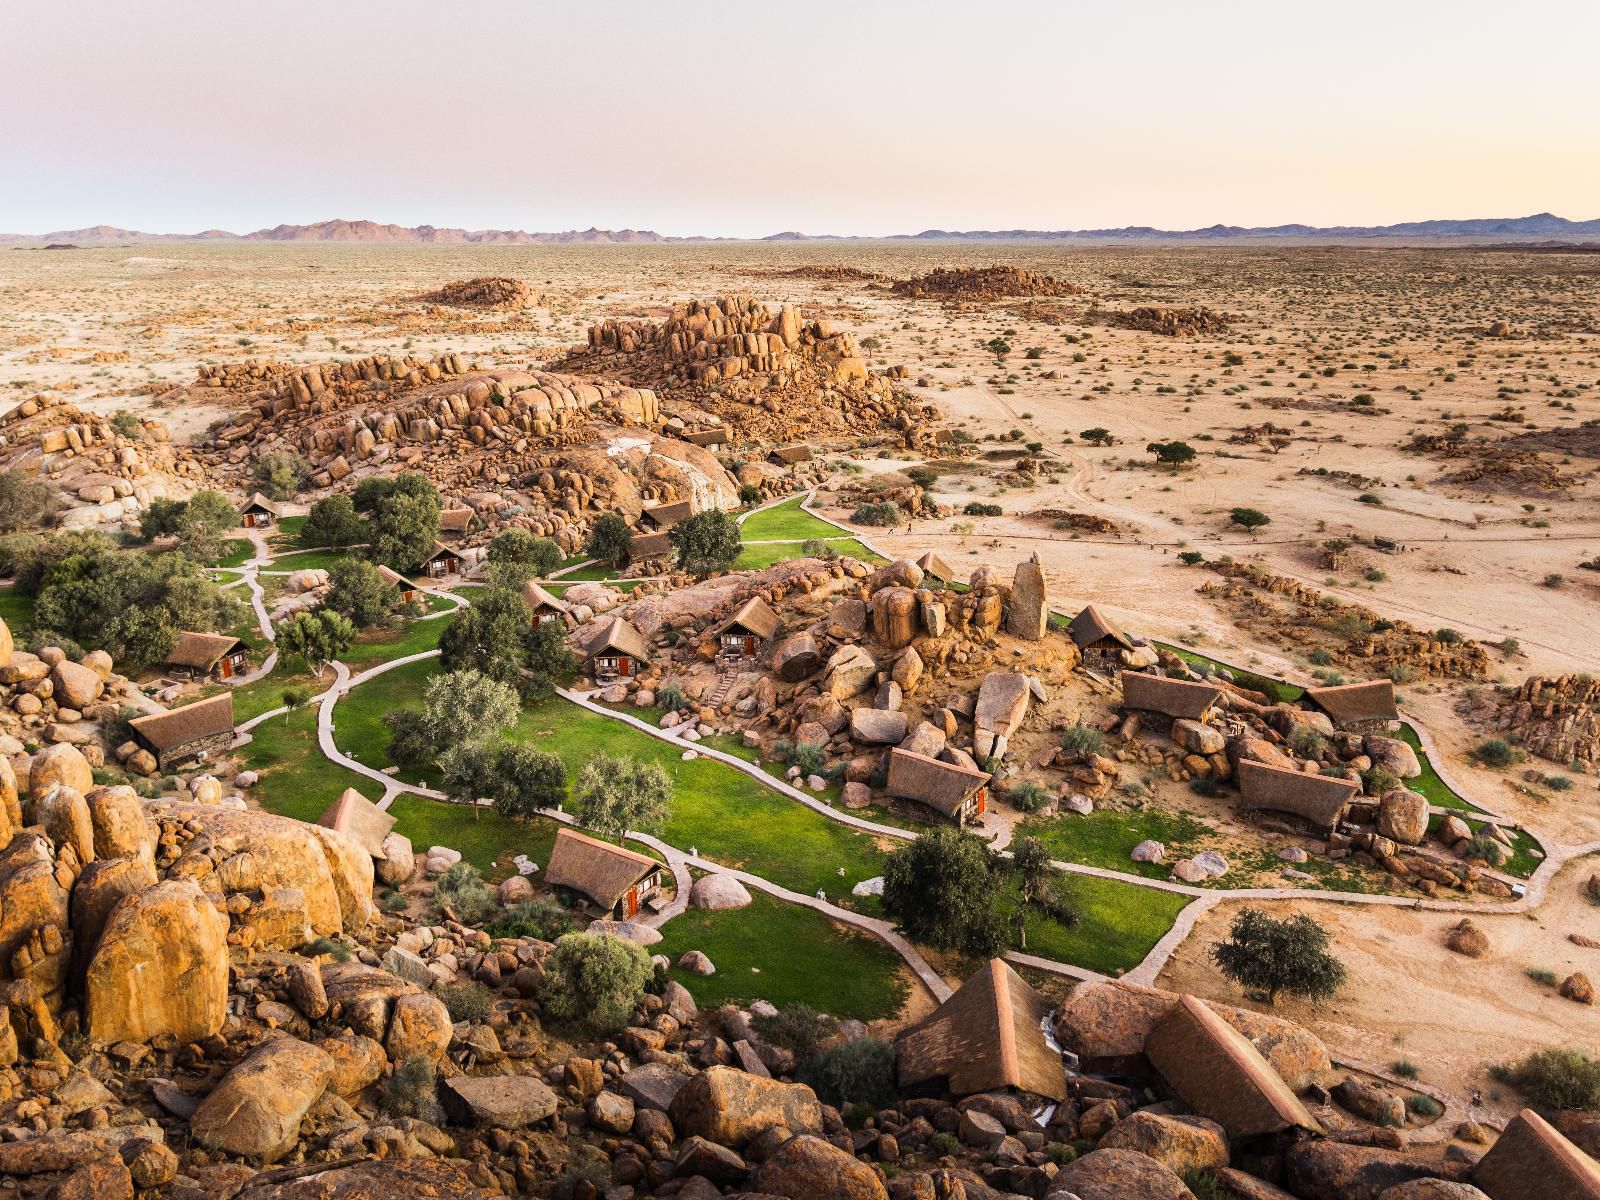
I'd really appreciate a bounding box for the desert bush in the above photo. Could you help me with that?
[541,933,651,1034]
[434,862,498,924]
[656,681,685,711]
[810,1037,898,1108]
[306,935,353,962]
[802,538,839,560]
[1473,738,1519,768]
[1008,781,1050,813]
[1059,724,1104,758]
[1466,834,1506,866]
[851,502,901,527]
[438,980,493,1023]
[789,741,827,776]
[753,1003,839,1068]
[1493,1047,1600,1111]
[380,1055,437,1118]
[1393,1059,1420,1079]
[1406,1094,1444,1118]
[488,898,574,941]
[963,501,1003,516]
[1288,727,1326,758]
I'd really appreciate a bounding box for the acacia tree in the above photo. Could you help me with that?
[386,668,520,769]
[301,495,367,548]
[1009,836,1077,951]
[574,754,671,843]
[1229,507,1272,536]
[1146,440,1197,467]
[585,513,633,567]
[275,610,356,678]
[669,509,742,576]
[438,587,535,691]
[441,742,566,821]
[1211,908,1347,1005]
[882,827,1009,958]
[324,558,400,628]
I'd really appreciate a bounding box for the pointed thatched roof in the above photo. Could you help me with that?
[438,507,474,535]
[241,492,283,516]
[915,552,956,583]
[586,617,651,665]
[1305,679,1399,726]
[545,828,660,911]
[1068,605,1134,652]
[376,565,419,592]
[129,693,235,753]
[1474,1109,1600,1200]
[1144,994,1320,1140]
[1237,759,1358,832]
[421,541,461,568]
[522,580,570,616]
[897,958,1067,1101]
[1120,671,1224,721]
[317,788,395,860]
[683,428,728,448]
[886,747,991,818]
[627,531,673,562]
[641,500,695,529]
[713,596,780,642]
[165,632,248,673]
[769,444,812,465]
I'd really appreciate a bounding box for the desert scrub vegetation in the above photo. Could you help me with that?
[851,501,900,527]
[1491,1047,1600,1111]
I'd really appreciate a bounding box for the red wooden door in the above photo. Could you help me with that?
[625,886,639,918]
[743,635,756,656]
[618,657,633,678]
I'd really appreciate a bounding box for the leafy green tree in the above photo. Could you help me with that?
[669,509,742,576]
[275,609,356,678]
[1146,440,1197,467]
[443,742,566,821]
[368,491,440,571]
[488,528,563,577]
[811,1038,899,1108]
[438,587,534,690]
[386,668,520,769]
[301,495,367,548]
[324,558,400,628]
[574,753,672,842]
[585,513,633,566]
[523,616,576,701]
[0,470,62,533]
[882,827,1010,958]
[180,489,239,556]
[1229,507,1271,535]
[1010,836,1076,951]
[541,933,652,1033]
[138,496,189,542]
[252,450,311,500]
[281,685,309,723]
[1211,909,1347,1005]
[1080,428,1115,446]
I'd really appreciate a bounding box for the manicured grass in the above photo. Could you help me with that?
[740,495,843,542]
[1157,644,1305,703]
[1427,812,1543,879]
[212,538,256,568]
[266,515,307,547]
[1020,807,1216,882]
[226,666,321,723]
[0,589,35,634]
[333,657,439,786]
[1395,723,1485,814]
[237,703,377,822]
[654,889,910,1021]
[1236,848,1387,894]
[386,794,559,880]
[266,548,358,573]
[546,579,644,596]
[338,617,445,666]
[1019,874,1191,977]
[509,698,890,905]
[732,538,879,572]
[555,563,620,582]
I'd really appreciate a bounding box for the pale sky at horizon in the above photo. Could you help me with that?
[5,0,1598,237]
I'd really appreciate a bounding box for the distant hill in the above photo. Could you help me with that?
[4,213,1599,245]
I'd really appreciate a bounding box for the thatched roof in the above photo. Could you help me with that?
[587,617,651,665]
[713,596,780,642]
[1237,760,1358,832]
[1144,994,1319,1140]
[916,552,956,583]
[886,748,990,818]
[683,428,728,447]
[522,580,570,615]
[438,507,474,535]
[1305,679,1399,726]
[1069,605,1134,652]
[641,500,694,529]
[897,958,1067,1101]
[1120,671,1223,720]
[628,531,673,562]
[165,632,248,672]
[129,693,235,753]
[545,828,659,910]
[241,492,283,516]
[317,788,395,860]
[1474,1109,1600,1200]
[421,541,461,567]
[769,444,812,465]
[376,565,419,592]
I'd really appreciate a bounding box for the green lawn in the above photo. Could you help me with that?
[1427,812,1543,879]
[654,889,910,1021]
[554,563,619,582]
[546,579,644,596]
[223,665,322,723]
[386,794,560,879]
[740,495,843,542]
[1020,807,1217,882]
[1157,644,1305,704]
[0,589,35,634]
[237,703,377,822]
[212,538,256,569]
[266,515,308,548]
[1019,874,1192,976]
[267,548,358,573]
[1395,724,1485,814]
[333,658,439,786]
[732,538,879,572]
[338,617,446,666]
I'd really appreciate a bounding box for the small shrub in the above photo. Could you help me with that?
[541,933,652,1034]
[1178,551,1204,566]
[752,1003,839,1068]
[1183,1171,1226,1200]
[1288,727,1326,758]
[438,980,493,1023]
[551,1160,612,1200]
[488,898,575,941]
[435,862,498,924]
[802,538,839,560]
[1434,627,1463,644]
[306,935,353,962]
[963,501,1003,517]
[1494,1047,1600,1111]
[789,741,827,777]
[1059,724,1104,758]
[1544,773,1575,792]
[1392,1059,1420,1079]
[656,681,685,711]
[380,1055,437,1118]
[1045,1143,1077,1165]
[928,1132,960,1157]
[852,501,901,527]
[1466,834,1506,866]
[1473,738,1520,768]
[1009,781,1050,813]
[842,1101,876,1129]
[811,1037,898,1108]
[379,890,409,914]
[1406,1094,1444,1118]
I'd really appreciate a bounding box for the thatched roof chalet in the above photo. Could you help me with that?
[897,959,1066,1101]
[1305,679,1399,727]
[437,507,474,536]
[317,788,395,859]
[1144,994,1319,1140]
[1237,760,1358,833]
[376,565,420,594]
[522,580,571,618]
[241,492,283,517]
[886,747,990,819]
[628,531,673,562]
[1473,1108,1600,1200]
[421,541,462,569]
[769,444,813,465]
[165,632,248,674]
[545,828,660,911]
[1069,605,1134,652]
[713,596,780,642]
[640,499,695,530]
[586,617,651,666]
[1120,671,1223,721]
[683,428,728,448]
[129,693,235,754]
[915,552,956,583]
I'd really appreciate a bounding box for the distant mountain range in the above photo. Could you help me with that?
[6,214,1600,245]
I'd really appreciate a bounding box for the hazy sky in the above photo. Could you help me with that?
[5,0,1598,236]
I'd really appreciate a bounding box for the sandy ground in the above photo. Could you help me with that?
[4,240,1598,1083]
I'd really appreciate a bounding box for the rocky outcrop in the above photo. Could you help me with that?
[669,1066,823,1146]
[190,1036,334,1162]
[1048,1148,1197,1198]
[753,1134,889,1200]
